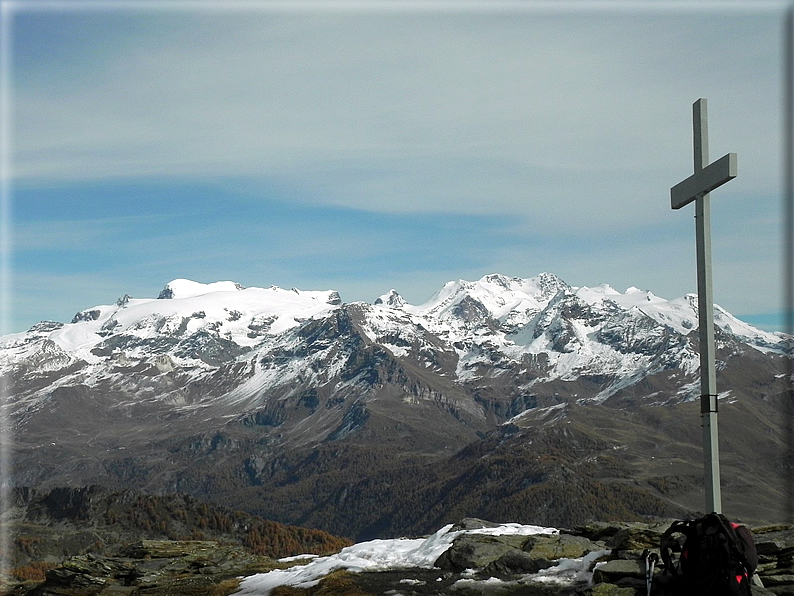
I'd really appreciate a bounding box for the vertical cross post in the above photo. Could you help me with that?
[671,98,737,514]
[693,99,721,514]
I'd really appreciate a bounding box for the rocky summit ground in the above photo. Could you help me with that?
[4,518,793,596]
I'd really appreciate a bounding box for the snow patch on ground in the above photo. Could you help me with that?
[235,523,560,596]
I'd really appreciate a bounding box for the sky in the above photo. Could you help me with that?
[0,0,791,335]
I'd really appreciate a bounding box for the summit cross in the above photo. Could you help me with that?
[670,98,737,514]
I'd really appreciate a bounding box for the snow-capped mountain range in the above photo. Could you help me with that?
[2,272,783,406]
[1,273,789,536]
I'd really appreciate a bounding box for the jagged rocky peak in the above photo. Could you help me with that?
[449,294,491,325]
[27,320,64,334]
[530,272,570,300]
[410,273,571,327]
[374,289,406,309]
[481,273,520,288]
[71,309,102,324]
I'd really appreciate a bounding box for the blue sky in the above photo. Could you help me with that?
[1,0,790,334]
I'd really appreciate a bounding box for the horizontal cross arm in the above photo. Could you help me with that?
[670,152,737,210]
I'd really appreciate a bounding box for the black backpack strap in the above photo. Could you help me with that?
[660,520,690,577]
[733,525,758,574]
[712,514,755,575]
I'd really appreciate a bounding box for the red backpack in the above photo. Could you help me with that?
[660,513,758,596]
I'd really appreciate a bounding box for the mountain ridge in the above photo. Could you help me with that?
[2,272,789,539]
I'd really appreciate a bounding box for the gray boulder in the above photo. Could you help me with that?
[525,533,603,560]
[482,550,555,577]
[435,533,531,571]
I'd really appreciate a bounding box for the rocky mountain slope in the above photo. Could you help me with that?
[1,273,789,539]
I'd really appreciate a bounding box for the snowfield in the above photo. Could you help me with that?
[233,522,613,595]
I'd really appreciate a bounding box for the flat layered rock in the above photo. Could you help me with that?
[118,540,218,559]
[12,542,280,596]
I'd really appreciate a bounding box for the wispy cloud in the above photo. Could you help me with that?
[13,11,781,214]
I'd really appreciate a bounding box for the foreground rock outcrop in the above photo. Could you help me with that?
[4,540,280,596]
[753,526,794,596]
[261,519,794,596]
[4,486,351,572]
[5,519,793,596]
